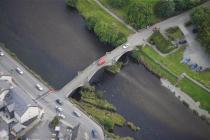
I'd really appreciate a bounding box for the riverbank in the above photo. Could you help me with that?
[131,45,210,121]
[66,0,133,47]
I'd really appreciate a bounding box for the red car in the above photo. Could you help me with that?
[97,56,105,65]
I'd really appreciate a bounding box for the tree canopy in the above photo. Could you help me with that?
[126,1,153,29]
[191,6,210,53]
[155,0,175,18]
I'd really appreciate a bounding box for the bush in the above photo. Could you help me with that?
[94,21,127,47]
[66,0,77,8]
[126,1,153,29]
[155,0,175,18]
[49,116,60,129]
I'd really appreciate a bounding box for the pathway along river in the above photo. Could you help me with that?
[0,0,210,140]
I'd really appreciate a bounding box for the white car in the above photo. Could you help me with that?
[0,51,4,56]
[56,106,63,112]
[36,84,43,91]
[122,43,129,49]
[73,110,81,117]
[16,67,24,75]
[58,113,66,119]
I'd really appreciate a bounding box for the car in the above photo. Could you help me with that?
[16,67,24,75]
[56,106,63,112]
[56,99,63,105]
[0,51,4,56]
[122,43,129,49]
[91,129,98,138]
[179,39,187,44]
[35,84,43,91]
[58,113,66,119]
[73,110,81,117]
[97,56,105,66]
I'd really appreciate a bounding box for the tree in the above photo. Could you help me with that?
[49,116,60,129]
[126,1,153,29]
[108,0,130,8]
[66,0,77,8]
[191,6,210,54]
[155,0,175,18]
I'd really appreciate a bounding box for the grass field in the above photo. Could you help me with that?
[149,31,175,53]
[75,0,132,36]
[178,78,210,112]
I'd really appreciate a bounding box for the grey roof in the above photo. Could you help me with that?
[4,87,37,116]
[0,80,10,93]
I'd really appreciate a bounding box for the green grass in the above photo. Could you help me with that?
[99,0,160,25]
[166,26,184,41]
[149,31,175,53]
[178,78,210,113]
[141,46,210,88]
[75,0,132,36]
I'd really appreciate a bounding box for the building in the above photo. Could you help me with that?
[0,76,43,138]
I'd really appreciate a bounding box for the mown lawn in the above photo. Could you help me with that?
[178,78,210,113]
[141,46,210,88]
[76,0,132,36]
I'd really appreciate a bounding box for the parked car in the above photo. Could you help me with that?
[73,110,81,117]
[58,113,66,119]
[97,56,105,66]
[179,39,187,44]
[91,129,98,139]
[122,43,129,49]
[35,84,43,91]
[56,106,63,112]
[56,99,63,105]
[16,67,24,75]
[0,51,4,56]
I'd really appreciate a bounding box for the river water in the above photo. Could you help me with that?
[0,0,210,140]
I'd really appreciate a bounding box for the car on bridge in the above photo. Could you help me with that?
[97,56,105,66]
[122,43,129,49]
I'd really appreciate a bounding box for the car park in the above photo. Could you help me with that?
[16,67,24,75]
[73,110,81,117]
[35,84,43,91]
[56,99,63,105]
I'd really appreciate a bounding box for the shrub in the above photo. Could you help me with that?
[126,1,153,29]
[155,0,175,18]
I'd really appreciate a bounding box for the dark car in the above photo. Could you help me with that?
[56,99,63,105]
[91,129,98,139]
[179,39,187,44]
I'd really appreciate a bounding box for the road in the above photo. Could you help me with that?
[0,46,104,140]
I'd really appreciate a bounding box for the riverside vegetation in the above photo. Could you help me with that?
[71,85,139,140]
[66,0,132,48]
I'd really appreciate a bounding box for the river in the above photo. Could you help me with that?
[0,0,210,140]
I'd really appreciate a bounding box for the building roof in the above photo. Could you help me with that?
[4,86,37,116]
